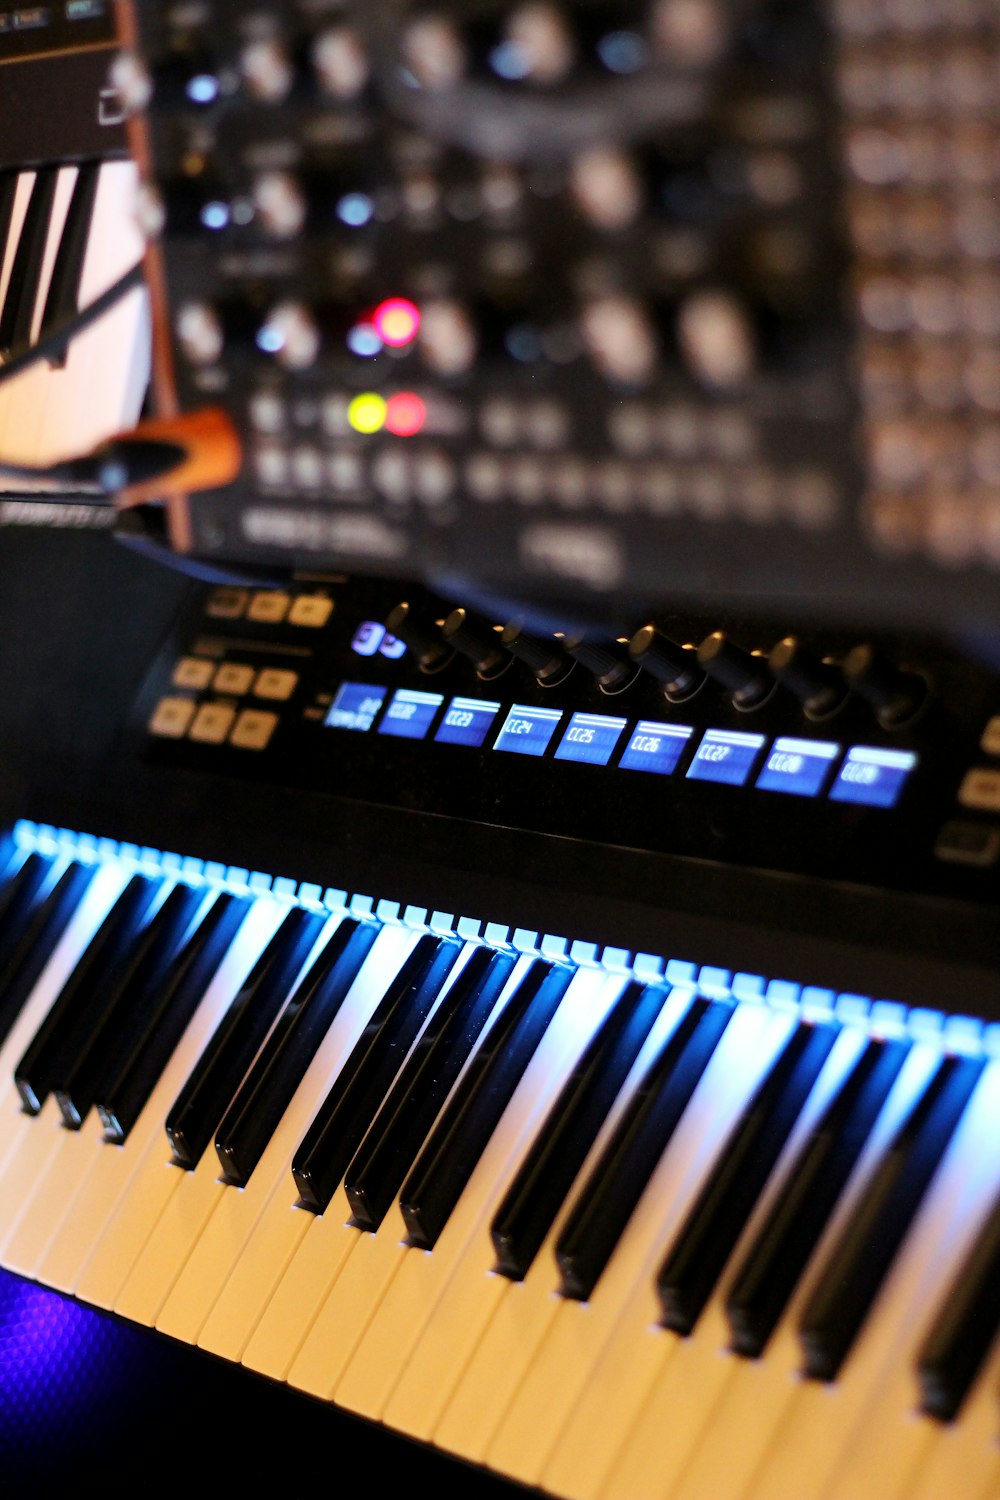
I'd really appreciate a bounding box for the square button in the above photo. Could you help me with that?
[248,591,292,623]
[230,709,279,750]
[935,820,1000,867]
[171,657,215,691]
[288,594,334,628]
[189,703,237,744]
[254,668,299,701]
[958,768,1000,813]
[981,717,1000,757]
[206,587,248,619]
[148,697,196,739]
[213,663,256,695]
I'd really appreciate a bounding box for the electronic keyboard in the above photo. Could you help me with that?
[0,523,998,1499]
[0,6,150,484]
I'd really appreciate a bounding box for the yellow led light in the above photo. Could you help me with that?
[347,393,388,434]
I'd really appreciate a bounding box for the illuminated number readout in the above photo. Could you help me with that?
[686,729,766,786]
[829,746,917,808]
[324,682,387,732]
[435,697,501,748]
[493,705,563,757]
[554,712,627,766]
[619,721,693,775]
[377,688,443,740]
[756,737,840,798]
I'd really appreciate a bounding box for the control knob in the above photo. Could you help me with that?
[384,602,454,673]
[628,625,703,701]
[768,638,848,720]
[562,635,637,693]
[696,632,772,710]
[841,645,927,729]
[441,610,509,679]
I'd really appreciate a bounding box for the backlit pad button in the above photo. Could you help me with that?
[230,710,279,750]
[248,591,292,624]
[980,717,1000,756]
[171,657,215,691]
[189,703,237,745]
[288,595,334,628]
[958,768,1000,812]
[148,696,196,738]
[254,669,298,701]
[934,821,1000,868]
[206,587,248,619]
[213,663,255,696]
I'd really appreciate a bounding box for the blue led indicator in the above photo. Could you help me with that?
[619,721,693,776]
[554,712,627,767]
[435,697,501,748]
[380,632,406,660]
[686,729,766,787]
[829,746,918,809]
[378,688,444,741]
[494,704,564,758]
[756,737,840,798]
[324,682,387,732]
[351,621,385,657]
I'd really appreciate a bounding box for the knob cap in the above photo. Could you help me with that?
[841,645,927,728]
[442,609,508,677]
[499,622,571,685]
[628,625,703,700]
[384,602,453,673]
[563,635,637,693]
[768,638,847,719]
[696,632,772,709]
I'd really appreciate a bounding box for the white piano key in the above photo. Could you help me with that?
[323,965,629,1424]
[819,1060,1000,1500]
[742,1047,991,1500]
[0,159,149,476]
[608,1026,872,1500]
[38,893,266,1294]
[113,898,337,1331]
[200,925,427,1377]
[0,857,130,1219]
[240,945,532,1388]
[73,896,286,1312]
[158,919,422,1347]
[905,1334,1000,1500]
[326,960,607,1423]
[532,1005,800,1500]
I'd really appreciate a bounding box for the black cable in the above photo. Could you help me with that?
[0,260,146,393]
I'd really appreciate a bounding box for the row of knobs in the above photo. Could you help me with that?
[386,605,928,730]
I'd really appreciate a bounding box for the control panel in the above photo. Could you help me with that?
[135,573,1000,899]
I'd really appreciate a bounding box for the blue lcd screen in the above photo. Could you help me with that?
[686,729,766,787]
[435,697,501,748]
[829,746,917,809]
[324,681,387,732]
[756,737,840,798]
[494,704,563,757]
[377,688,443,740]
[619,721,693,776]
[554,712,627,767]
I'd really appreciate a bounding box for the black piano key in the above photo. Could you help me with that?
[54,879,209,1128]
[215,916,381,1188]
[554,995,734,1303]
[490,977,667,1282]
[14,872,163,1115]
[400,958,577,1252]
[98,890,253,1144]
[165,903,330,1170]
[37,160,100,364]
[656,1020,840,1337]
[799,1052,986,1382]
[0,166,58,356]
[726,1035,911,1359]
[0,857,97,1053]
[917,1188,1000,1423]
[0,172,17,271]
[345,944,518,1232]
[0,849,58,976]
[291,932,464,1214]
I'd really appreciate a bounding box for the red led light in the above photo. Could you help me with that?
[385,391,427,437]
[372,297,421,348]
